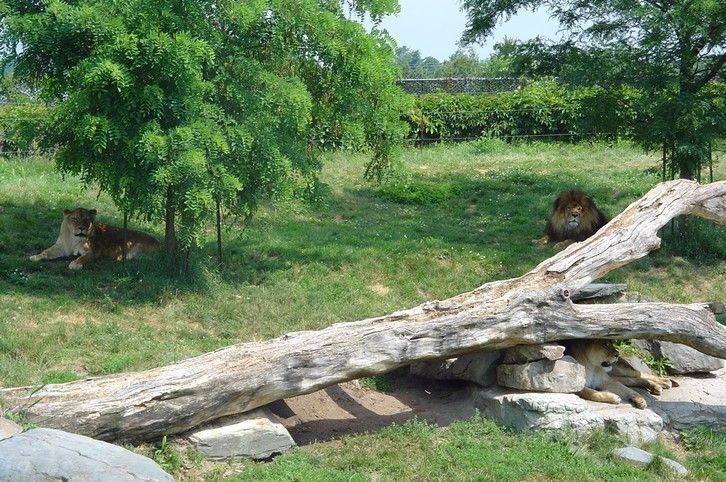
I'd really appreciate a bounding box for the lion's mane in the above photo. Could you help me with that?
[544,190,608,242]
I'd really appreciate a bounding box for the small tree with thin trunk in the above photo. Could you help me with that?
[1,0,409,266]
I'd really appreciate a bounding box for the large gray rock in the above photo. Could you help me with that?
[473,386,663,443]
[501,344,565,364]
[0,418,21,441]
[0,428,173,482]
[651,341,725,374]
[409,350,502,387]
[475,370,726,441]
[496,356,585,393]
[616,355,653,375]
[188,408,295,460]
[612,447,688,476]
[648,369,726,431]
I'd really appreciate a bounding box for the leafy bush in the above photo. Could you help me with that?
[0,104,50,154]
[614,340,673,376]
[359,374,396,392]
[404,80,641,143]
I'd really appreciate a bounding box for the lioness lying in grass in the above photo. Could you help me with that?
[29,208,159,270]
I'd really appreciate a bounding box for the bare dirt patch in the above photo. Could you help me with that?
[368,283,391,296]
[271,375,476,445]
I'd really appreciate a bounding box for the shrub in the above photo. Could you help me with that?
[404,80,641,144]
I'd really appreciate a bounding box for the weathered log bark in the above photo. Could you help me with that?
[1,180,724,442]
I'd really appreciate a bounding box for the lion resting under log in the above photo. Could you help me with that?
[567,339,673,409]
[29,208,160,270]
[534,190,608,250]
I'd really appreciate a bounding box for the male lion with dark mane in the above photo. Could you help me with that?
[533,190,608,250]
[567,339,672,409]
[29,208,159,270]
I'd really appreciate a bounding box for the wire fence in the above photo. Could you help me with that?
[398,77,523,95]
[403,132,596,144]
[1,104,723,181]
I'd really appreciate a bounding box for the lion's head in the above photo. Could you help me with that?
[63,208,97,239]
[568,339,619,373]
[545,190,607,242]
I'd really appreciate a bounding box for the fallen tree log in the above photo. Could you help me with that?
[1,179,725,442]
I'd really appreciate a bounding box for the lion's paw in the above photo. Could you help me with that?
[68,261,83,270]
[532,237,548,247]
[631,395,647,409]
[29,254,42,262]
[656,377,673,390]
[645,381,662,395]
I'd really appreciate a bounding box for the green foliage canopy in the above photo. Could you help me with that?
[395,45,512,79]
[461,0,726,179]
[1,0,409,258]
[395,45,441,78]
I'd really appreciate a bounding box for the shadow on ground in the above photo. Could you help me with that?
[274,374,476,446]
[1,169,721,309]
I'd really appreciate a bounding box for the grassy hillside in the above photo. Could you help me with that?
[1,141,724,480]
[0,141,723,386]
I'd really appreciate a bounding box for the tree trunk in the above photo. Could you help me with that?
[216,197,222,266]
[164,187,177,262]
[122,211,128,266]
[1,180,724,442]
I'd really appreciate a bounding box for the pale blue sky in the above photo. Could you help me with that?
[371,1,562,61]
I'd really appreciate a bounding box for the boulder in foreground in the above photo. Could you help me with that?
[0,428,172,482]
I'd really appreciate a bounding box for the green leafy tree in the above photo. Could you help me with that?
[395,45,441,78]
[490,37,577,79]
[439,49,484,77]
[436,48,512,78]
[395,46,422,76]
[461,0,726,180]
[418,56,443,78]
[1,0,409,265]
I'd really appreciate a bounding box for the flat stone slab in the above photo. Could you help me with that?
[501,344,565,364]
[612,447,688,476]
[654,341,725,374]
[571,283,627,301]
[188,407,295,460]
[473,386,664,442]
[474,371,726,441]
[0,428,172,482]
[617,355,653,375]
[648,370,726,431]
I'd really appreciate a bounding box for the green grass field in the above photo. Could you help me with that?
[1,140,724,480]
[133,417,726,481]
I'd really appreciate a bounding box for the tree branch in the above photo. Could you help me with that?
[693,52,726,91]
